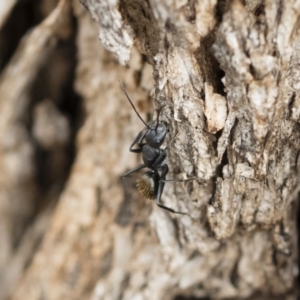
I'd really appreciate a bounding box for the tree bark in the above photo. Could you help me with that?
[0,0,299,299]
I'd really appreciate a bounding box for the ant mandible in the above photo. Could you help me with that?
[120,81,194,215]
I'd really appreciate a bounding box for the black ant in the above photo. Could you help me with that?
[120,82,195,215]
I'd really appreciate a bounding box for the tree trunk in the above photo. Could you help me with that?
[0,0,299,299]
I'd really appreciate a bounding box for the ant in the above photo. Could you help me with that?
[120,82,195,215]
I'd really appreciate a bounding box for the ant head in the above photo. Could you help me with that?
[143,104,168,147]
[145,121,168,148]
[136,171,159,200]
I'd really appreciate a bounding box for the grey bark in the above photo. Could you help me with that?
[0,0,298,299]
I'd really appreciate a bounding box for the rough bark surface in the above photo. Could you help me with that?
[0,0,299,299]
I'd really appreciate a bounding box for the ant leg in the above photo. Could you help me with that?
[156,165,189,215]
[129,129,147,153]
[121,164,146,178]
[162,177,198,183]
[152,149,167,168]
[155,199,188,215]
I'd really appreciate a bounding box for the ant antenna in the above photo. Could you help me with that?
[155,105,164,132]
[119,81,150,129]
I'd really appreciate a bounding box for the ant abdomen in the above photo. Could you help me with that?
[136,171,158,200]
